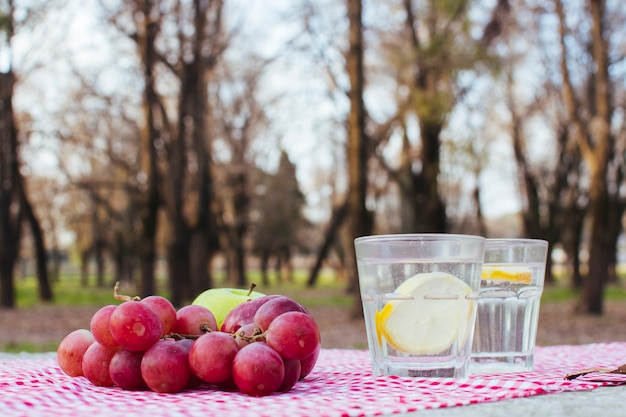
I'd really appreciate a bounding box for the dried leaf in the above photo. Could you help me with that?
[565,364,626,380]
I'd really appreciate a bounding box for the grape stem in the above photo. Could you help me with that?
[164,333,203,340]
[113,281,141,302]
[164,327,267,343]
[163,322,215,340]
[233,327,266,344]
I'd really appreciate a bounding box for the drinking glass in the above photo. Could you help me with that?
[354,234,485,378]
[470,238,549,373]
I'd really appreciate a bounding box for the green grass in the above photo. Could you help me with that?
[15,271,626,309]
[2,341,60,353]
[15,275,119,308]
[12,268,350,308]
[541,283,626,302]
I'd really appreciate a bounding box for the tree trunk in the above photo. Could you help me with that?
[187,0,217,296]
[280,247,293,284]
[168,0,221,300]
[570,225,583,288]
[575,0,613,314]
[0,253,16,309]
[415,122,447,232]
[168,231,191,306]
[473,184,488,237]
[0,67,21,308]
[606,196,624,284]
[510,108,542,239]
[94,237,105,287]
[578,184,611,314]
[163,55,193,301]
[555,0,613,313]
[400,1,447,233]
[229,169,249,288]
[307,200,349,288]
[137,4,160,298]
[260,251,270,287]
[19,177,52,302]
[80,249,89,287]
[346,0,372,319]
[139,179,158,297]
[90,200,106,287]
[189,231,211,295]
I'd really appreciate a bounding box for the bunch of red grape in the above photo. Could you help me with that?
[57,284,321,397]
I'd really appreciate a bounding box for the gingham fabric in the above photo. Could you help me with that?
[1,343,625,417]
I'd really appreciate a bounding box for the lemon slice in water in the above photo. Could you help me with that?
[481,266,532,284]
[375,272,474,355]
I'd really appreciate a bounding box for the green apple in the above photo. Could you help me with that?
[192,287,265,328]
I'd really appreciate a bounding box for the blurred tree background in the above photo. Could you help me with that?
[0,0,624,316]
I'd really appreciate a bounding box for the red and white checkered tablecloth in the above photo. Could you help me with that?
[1,343,625,417]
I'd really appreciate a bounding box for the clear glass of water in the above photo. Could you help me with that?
[470,238,549,373]
[354,234,485,378]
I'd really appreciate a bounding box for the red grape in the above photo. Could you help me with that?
[109,349,146,391]
[177,338,195,352]
[265,311,320,360]
[188,332,239,384]
[90,305,118,347]
[221,295,281,333]
[299,343,320,380]
[57,287,323,396]
[141,295,177,336]
[141,339,191,393]
[82,342,119,387]
[278,359,301,392]
[109,301,163,352]
[57,329,95,377]
[173,305,217,336]
[232,342,284,396]
[176,339,203,389]
[253,296,308,331]
[233,323,257,348]
[216,377,239,391]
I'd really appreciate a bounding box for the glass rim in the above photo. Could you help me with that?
[354,233,485,245]
[485,238,549,247]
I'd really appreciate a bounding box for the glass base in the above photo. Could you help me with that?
[373,359,470,379]
[469,353,533,374]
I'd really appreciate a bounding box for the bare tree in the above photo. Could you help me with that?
[135,0,162,297]
[0,61,25,308]
[365,0,511,234]
[345,0,372,317]
[0,0,52,308]
[105,0,229,304]
[210,58,274,288]
[554,0,621,314]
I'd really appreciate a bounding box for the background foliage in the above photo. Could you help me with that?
[0,0,624,316]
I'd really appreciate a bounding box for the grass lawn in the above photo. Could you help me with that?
[14,271,626,308]
[5,271,626,353]
[11,268,352,308]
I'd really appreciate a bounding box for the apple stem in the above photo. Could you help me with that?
[247,283,257,297]
[113,281,141,302]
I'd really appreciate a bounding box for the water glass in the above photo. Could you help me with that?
[354,234,485,378]
[470,238,549,373]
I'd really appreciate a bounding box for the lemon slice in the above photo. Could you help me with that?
[375,272,474,355]
[481,266,532,284]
